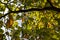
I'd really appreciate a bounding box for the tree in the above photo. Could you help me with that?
[0,0,60,40]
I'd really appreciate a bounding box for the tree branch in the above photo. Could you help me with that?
[47,0,59,9]
[47,0,54,7]
[0,7,60,19]
[0,0,60,19]
[12,7,60,13]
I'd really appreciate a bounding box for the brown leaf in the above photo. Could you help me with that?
[6,14,14,28]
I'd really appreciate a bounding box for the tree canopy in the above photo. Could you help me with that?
[0,0,60,40]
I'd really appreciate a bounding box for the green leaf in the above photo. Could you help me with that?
[0,29,4,34]
[52,35,57,39]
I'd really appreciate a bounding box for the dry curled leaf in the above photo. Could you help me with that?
[6,19,14,28]
[6,14,14,28]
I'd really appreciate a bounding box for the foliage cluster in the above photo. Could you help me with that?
[0,0,60,40]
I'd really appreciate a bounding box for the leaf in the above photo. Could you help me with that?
[51,0,55,3]
[52,35,57,39]
[0,3,6,11]
[12,21,18,27]
[0,29,4,34]
[16,15,21,20]
[44,0,47,3]
[4,0,8,2]
[0,13,3,17]
[0,34,3,40]
[6,19,14,28]
[6,14,14,28]
[0,21,3,27]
